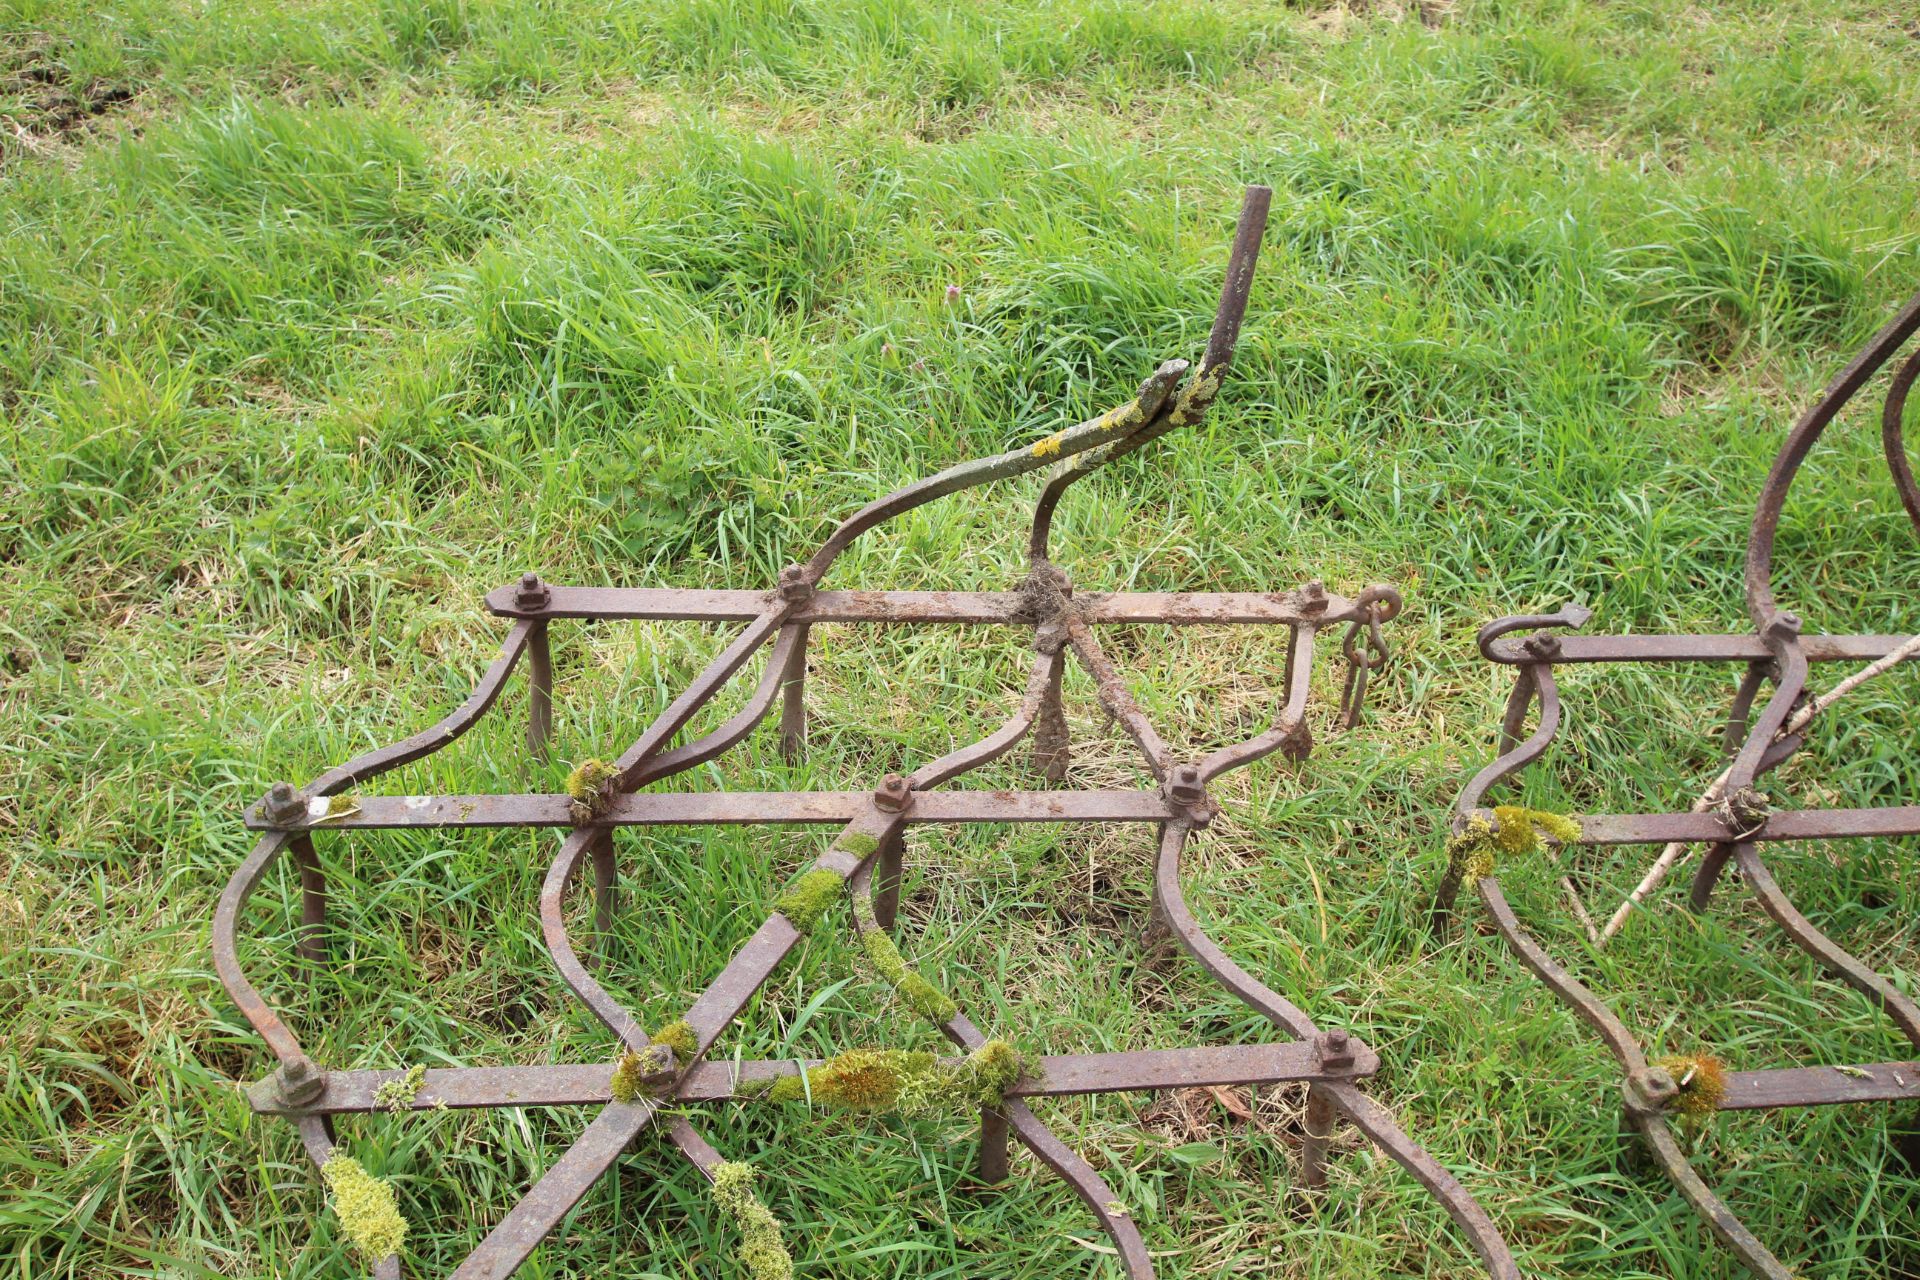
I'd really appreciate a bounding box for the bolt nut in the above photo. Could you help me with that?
[638,1045,679,1085]
[872,773,912,813]
[1299,580,1328,615]
[1165,764,1205,808]
[1315,1027,1355,1071]
[1765,610,1803,641]
[276,1054,327,1106]
[1521,631,1562,659]
[777,564,812,603]
[262,782,306,826]
[1623,1065,1679,1115]
[514,571,551,611]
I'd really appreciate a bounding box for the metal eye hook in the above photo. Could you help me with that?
[1338,586,1401,728]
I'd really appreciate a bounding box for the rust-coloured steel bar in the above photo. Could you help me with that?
[1442,287,1920,1280]
[216,188,1514,1279]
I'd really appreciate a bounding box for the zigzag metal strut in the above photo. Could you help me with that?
[216,188,1520,1278]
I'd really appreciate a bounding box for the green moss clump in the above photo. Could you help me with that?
[373,1064,426,1114]
[850,890,956,1023]
[775,868,845,930]
[651,1019,698,1062]
[322,1154,407,1261]
[610,1046,671,1103]
[1658,1054,1728,1117]
[835,831,880,857]
[1447,808,1582,881]
[761,1041,1028,1116]
[565,758,617,822]
[1444,815,1499,882]
[709,1162,793,1280]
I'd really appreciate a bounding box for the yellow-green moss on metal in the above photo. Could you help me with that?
[762,1040,1028,1116]
[710,1161,792,1280]
[852,891,956,1022]
[1447,807,1583,881]
[373,1063,426,1114]
[322,1154,407,1261]
[835,831,880,857]
[1658,1053,1728,1117]
[652,1018,698,1062]
[775,868,845,930]
[565,758,618,822]
[609,1046,671,1103]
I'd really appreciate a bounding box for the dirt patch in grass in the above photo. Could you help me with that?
[1,36,134,160]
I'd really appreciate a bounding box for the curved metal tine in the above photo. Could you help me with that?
[217,621,542,1068]
[1059,612,1175,781]
[1474,880,1647,1073]
[1197,621,1317,782]
[1745,288,1920,631]
[1474,879,1796,1278]
[1732,842,1920,1047]
[1882,347,1920,536]
[449,1098,661,1280]
[836,854,1157,1278]
[293,1117,403,1280]
[1630,1114,1795,1280]
[309,620,537,798]
[1694,637,1810,910]
[1153,822,1520,1277]
[610,605,791,791]
[1495,666,1538,757]
[1028,184,1273,565]
[1152,821,1314,1038]
[213,831,316,1065]
[1721,660,1772,758]
[1319,1083,1521,1280]
[1722,635,1808,796]
[1474,602,1593,663]
[1457,662,1566,817]
[623,622,805,789]
[906,638,1065,791]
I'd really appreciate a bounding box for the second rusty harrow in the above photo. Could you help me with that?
[1439,290,1920,1278]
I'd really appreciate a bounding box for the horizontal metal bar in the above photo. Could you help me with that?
[1490,805,1920,846]
[247,1040,1377,1116]
[248,789,1177,831]
[484,584,1366,626]
[1485,633,1920,666]
[1719,1060,1920,1111]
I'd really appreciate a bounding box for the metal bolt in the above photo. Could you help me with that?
[262,782,306,826]
[777,564,812,603]
[1623,1065,1679,1115]
[1166,764,1205,808]
[1765,610,1802,641]
[638,1045,678,1085]
[515,571,551,611]
[276,1054,326,1106]
[1521,631,1562,659]
[872,773,912,813]
[1300,580,1328,615]
[1315,1027,1355,1071]
[1033,619,1068,655]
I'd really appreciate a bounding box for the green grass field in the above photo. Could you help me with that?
[3,0,1918,1276]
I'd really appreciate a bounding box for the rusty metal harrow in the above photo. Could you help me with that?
[1439,292,1920,1277]
[216,187,1523,1278]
